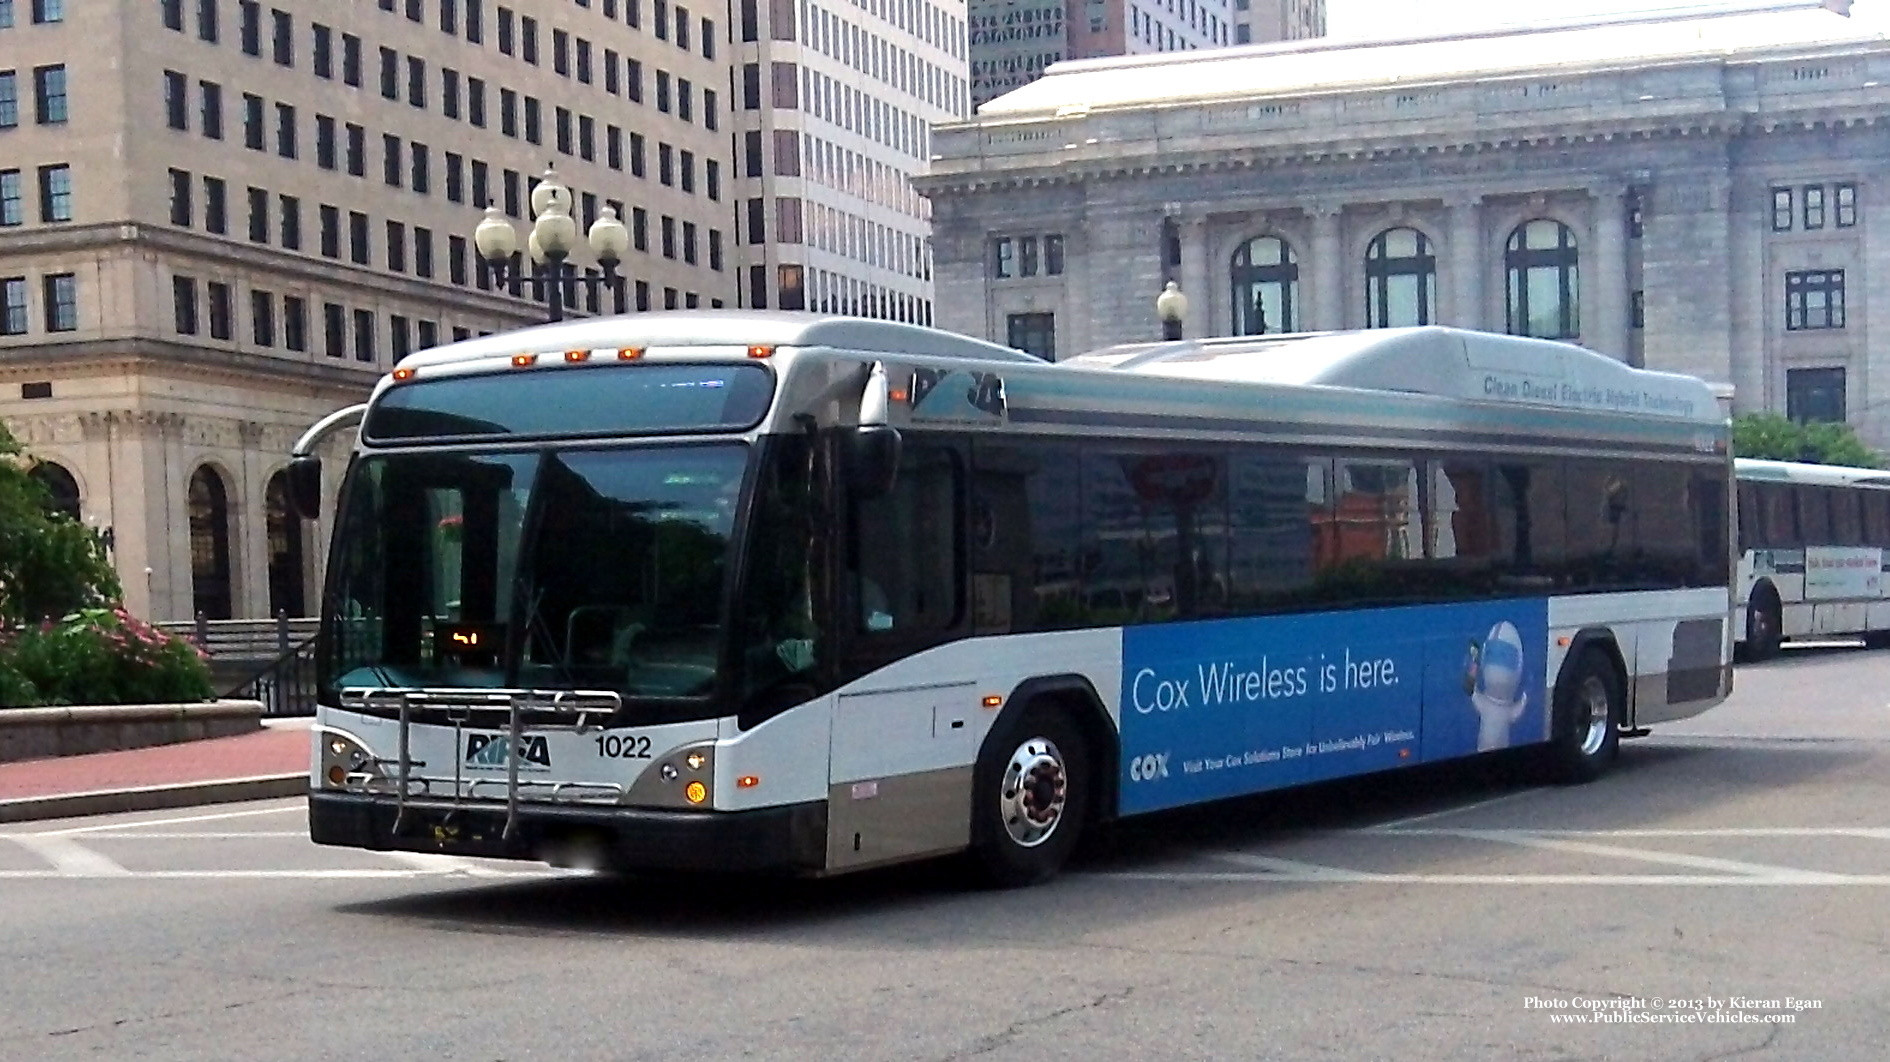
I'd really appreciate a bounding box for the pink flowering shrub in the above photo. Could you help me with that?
[0,608,213,707]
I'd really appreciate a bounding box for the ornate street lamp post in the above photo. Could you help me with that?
[1156,280,1189,342]
[471,165,630,321]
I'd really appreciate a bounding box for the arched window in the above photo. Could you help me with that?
[1230,235,1299,336]
[1505,219,1580,340]
[28,462,81,522]
[264,471,306,618]
[1364,227,1437,328]
[188,465,234,620]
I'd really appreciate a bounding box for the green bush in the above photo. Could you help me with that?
[1731,412,1882,468]
[0,608,213,708]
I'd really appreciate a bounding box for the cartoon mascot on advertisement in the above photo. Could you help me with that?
[1464,620,1529,751]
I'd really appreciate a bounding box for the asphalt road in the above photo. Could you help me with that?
[3,645,1888,1061]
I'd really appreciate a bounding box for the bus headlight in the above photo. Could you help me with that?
[320,731,381,789]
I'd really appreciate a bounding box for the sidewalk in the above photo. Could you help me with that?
[0,719,310,823]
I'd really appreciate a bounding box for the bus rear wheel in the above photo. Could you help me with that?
[970,708,1089,888]
[1744,595,1782,661]
[1541,649,1623,785]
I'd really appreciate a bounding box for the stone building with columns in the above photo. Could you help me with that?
[919,0,1890,446]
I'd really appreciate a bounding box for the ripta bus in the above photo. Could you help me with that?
[293,313,1734,885]
[1733,457,1890,659]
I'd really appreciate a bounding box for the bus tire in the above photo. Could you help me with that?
[970,707,1089,888]
[1744,593,1783,662]
[1541,649,1623,785]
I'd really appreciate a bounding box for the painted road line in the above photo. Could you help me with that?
[0,868,559,880]
[6,835,131,876]
[1378,826,1890,840]
[1099,870,1890,885]
[376,850,509,876]
[28,802,305,837]
[1366,788,1545,831]
[1208,852,1375,879]
[56,831,309,840]
[1425,829,1851,881]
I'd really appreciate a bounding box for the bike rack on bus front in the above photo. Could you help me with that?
[339,687,623,843]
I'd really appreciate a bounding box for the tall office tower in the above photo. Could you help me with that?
[729,0,969,323]
[969,0,1325,108]
[0,0,736,621]
[1233,0,1324,46]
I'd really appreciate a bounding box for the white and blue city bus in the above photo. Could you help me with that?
[1734,457,1890,659]
[296,314,1734,885]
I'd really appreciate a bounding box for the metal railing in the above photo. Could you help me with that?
[222,631,321,717]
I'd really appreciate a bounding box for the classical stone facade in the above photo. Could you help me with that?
[921,1,1890,446]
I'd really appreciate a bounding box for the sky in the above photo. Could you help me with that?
[1325,0,1887,39]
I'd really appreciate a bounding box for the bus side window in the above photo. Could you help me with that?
[1426,460,1496,580]
[1866,491,1890,548]
[1227,450,1316,614]
[1796,486,1829,546]
[853,440,961,636]
[1693,471,1731,585]
[1634,461,1696,586]
[1737,483,1761,552]
[1830,487,1863,546]
[1565,459,1634,588]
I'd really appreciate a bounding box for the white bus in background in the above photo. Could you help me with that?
[1734,457,1890,659]
[290,315,1734,886]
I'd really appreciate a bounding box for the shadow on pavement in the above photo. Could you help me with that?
[333,734,1870,939]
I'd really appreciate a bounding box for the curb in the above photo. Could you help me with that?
[0,775,308,824]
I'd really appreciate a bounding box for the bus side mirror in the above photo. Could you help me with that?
[849,425,902,499]
[287,456,323,520]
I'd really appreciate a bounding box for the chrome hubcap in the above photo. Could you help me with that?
[1576,675,1612,757]
[1000,737,1068,848]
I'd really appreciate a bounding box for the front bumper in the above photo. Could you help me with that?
[308,791,828,874]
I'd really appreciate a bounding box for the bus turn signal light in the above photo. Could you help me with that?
[747,345,774,359]
[617,347,644,361]
[512,353,538,367]
[982,695,1004,709]
[684,781,708,804]
[737,775,760,789]
[391,368,415,381]
[564,349,590,363]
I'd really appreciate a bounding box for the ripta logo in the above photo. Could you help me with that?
[464,733,551,770]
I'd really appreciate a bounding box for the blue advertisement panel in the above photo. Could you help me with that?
[1118,600,1551,815]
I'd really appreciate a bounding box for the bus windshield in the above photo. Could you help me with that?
[321,444,749,707]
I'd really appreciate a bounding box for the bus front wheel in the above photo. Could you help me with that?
[970,708,1090,888]
[1541,649,1623,785]
[1744,595,1783,661]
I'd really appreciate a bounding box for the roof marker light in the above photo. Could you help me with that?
[391,368,416,382]
[512,353,538,367]
[564,349,591,363]
[617,347,644,361]
[747,345,775,359]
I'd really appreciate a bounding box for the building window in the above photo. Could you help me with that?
[1230,234,1299,335]
[323,302,344,356]
[251,289,275,346]
[1044,234,1064,275]
[42,273,75,332]
[319,204,339,257]
[196,0,218,42]
[1504,219,1580,340]
[275,102,296,158]
[0,71,16,130]
[1771,187,1793,232]
[313,23,333,77]
[37,163,70,222]
[1835,182,1858,228]
[169,168,193,226]
[1365,227,1437,328]
[203,176,226,234]
[0,170,18,226]
[272,9,293,66]
[243,93,263,149]
[173,275,199,334]
[200,81,223,139]
[1804,185,1826,230]
[1786,367,1846,424]
[353,308,376,362]
[349,211,370,264]
[1785,269,1845,331]
[1007,312,1056,360]
[33,65,65,125]
[188,465,233,619]
[164,71,188,130]
[207,281,232,340]
[284,295,307,351]
[1,276,26,335]
[239,0,259,53]
[990,236,1014,279]
[387,220,407,272]
[346,123,365,176]
[279,194,300,248]
[343,33,362,86]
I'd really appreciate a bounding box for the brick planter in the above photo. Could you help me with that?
[0,701,265,764]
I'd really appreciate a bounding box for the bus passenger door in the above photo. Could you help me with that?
[827,435,978,870]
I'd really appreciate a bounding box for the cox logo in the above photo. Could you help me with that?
[1128,752,1170,782]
